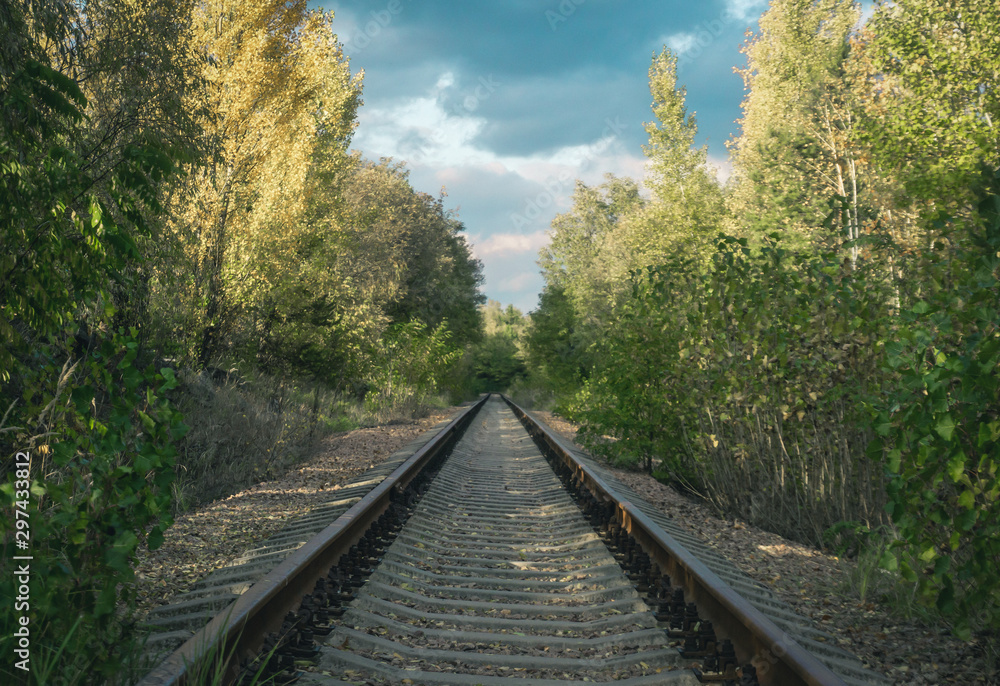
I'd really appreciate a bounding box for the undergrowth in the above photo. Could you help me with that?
[168,362,454,511]
[167,366,359,511]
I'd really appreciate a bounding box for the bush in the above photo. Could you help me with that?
[874,170,1000,640]
[1,330,184,685]
[363,320,460,423]
[576,233,894,543]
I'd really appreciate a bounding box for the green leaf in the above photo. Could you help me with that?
[147,527,165,551]
[979,420,1000,447]
[947,452,966,482]
[95,584,118,617]
[934,414,957,441]
[874,418,892,437]
[71,385,95,414]
[936,581,956,614]
[955,509,978,532]
[887,448,902,473]
[159,366,178,390]
[879,550,898,572]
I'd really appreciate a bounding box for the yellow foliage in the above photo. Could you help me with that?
[162,1,362,360]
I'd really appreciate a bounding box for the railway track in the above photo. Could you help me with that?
[137,395,887,686]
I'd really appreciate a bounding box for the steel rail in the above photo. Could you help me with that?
[501,394,848,686]
[137,394,489,686]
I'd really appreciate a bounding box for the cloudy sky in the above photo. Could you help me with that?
[312,0,772,313]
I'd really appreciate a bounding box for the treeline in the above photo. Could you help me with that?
[526,0,998,642]
[1,2,482,682]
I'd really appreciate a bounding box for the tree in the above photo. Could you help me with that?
[383,191,485,347]
[2,4,188,679]
[538,175,644,330]
[524,285,584,397]
[160,1,361,365]
[727,0,861,248]
[1,0,195,375]
[856,0,1000,225]
[639,49,725,258]
[470,301,527,391]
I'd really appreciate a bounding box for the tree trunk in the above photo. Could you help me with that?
[198,174,232,367]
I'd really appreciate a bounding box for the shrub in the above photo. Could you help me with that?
[363,320,460,423]
[577,234,894,543]
[0,330,184,685]
[874,169,1000,639]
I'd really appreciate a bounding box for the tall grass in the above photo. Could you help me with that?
[168,367,359,510]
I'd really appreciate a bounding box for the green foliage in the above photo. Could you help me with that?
[469,301,527,392]
[643,48,724,249]
[1,329,185,684]
[727,0,860,246]
[525,0,1000,651]
[861,0,1000,213]
[574,232,894,541]
[0,3,483,684]
[524,285,586,400]
[538,175,646,329]
[874,170,1000,638]
[1,19,170,382]
[364,320,462,421]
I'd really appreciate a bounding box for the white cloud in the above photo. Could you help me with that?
[470,230,549,259]
[664,32,698,55]
[724,0,767,22]
[353,71,647,237]
[355,93,489,168]
[351,72,652,313]
[498,272,538,292]
[434,72,455,91]
[707,154,733,185]
[655,0,766,64]
[354,86,641,182]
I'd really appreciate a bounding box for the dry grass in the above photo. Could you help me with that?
[693,400,886,545]
[169,368,355,510]
[133,407,459,616]
[168,368,457,511]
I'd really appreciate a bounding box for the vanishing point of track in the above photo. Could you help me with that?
[138,395,887,686]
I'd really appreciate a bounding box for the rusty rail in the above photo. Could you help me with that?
[501,394,847,686]
[137,394,489,686]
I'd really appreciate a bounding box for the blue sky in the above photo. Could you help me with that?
[313,0,772,313]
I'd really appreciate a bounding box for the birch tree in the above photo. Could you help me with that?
[727,0,861,251]
[856,0,1000,229]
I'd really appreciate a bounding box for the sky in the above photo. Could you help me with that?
[312,0,773,313]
